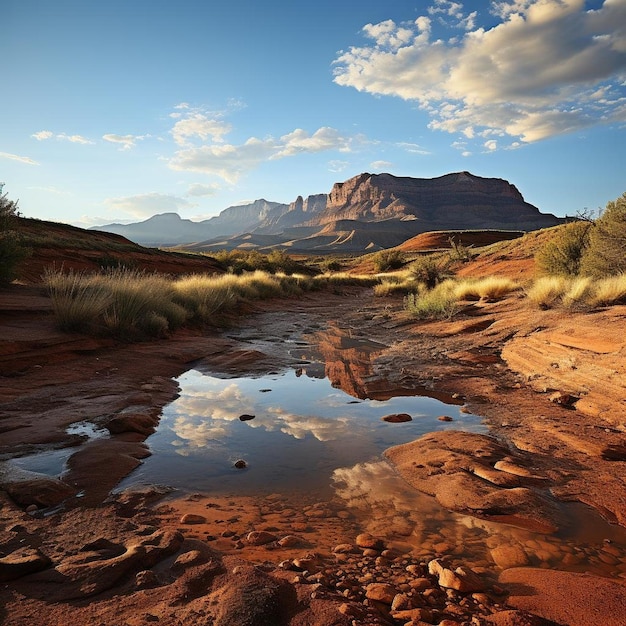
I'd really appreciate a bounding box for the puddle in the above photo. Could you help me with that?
[116,367,485,497]
[6,420,109,477]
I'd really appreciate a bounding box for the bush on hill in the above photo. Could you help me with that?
[534,221,591,277]
[0,187,30,284]
[581,192,626,278]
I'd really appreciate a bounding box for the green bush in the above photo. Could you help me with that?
[581,192,626,278]
[373,249,405,272]
[409,255,448,289]
[0,188,30,284]
[535,221,591,277]
[404,281,459,320]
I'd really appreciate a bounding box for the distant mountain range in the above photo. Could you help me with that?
[92,172,564,253]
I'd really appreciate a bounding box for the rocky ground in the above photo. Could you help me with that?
[1,280,626,625]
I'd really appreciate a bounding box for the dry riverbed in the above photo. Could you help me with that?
[1,284,625,625]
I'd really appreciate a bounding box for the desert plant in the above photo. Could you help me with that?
[404,281,459,319]
[409,255,448,289]
[373,249,405,272]
[448,236,473,262]
[535,221,592,277]
[525,276,569,309]
[561,277,594,310]
[454,277,520,301]
[0,187,30,284]
[43,269,112,332]
[588,275,626,307]
[581,192,626,278]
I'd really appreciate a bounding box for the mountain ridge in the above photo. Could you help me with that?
[92,171,564,252]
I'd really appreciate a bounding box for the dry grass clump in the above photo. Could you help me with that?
[404,280,460,319]
[44,268,321,339]
[526,274,626,310]
[453,276,520,301]
[43,268,112,332]
[525,276,569,309]
[587,275,626,307]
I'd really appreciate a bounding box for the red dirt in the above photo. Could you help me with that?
[1,226,625,625]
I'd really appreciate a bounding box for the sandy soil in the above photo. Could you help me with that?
[1,281,625,625]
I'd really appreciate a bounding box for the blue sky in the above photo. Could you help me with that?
[3,0,625,227]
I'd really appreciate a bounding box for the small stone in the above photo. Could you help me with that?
[438,415,454,422]
[365,582,398,604]
[234,459,247,469]
[246,530,277,545]
[490,544,530,569]
[356,533,384,550]
[333,543,358,554]
[277,535,301,548]
[172,549,206,569]
[135,570,159,589]
[179,513,206,525]
[382,413,413,423]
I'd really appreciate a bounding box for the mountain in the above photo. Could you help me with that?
[91,199,289,246]
[94,172,564,252]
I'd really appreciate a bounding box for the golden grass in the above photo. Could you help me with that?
[405,280,460,319]
[588,274,626,307]
[526,274,626,309]
[453,276,520,301]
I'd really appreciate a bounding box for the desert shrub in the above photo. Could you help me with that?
[373,249,405,272]
[588,275,626,307]
[404,281,459,319]
[409,255,448,289]
[581,192,626,278]
[561,277,594,310]
[448,236,473,262]
[43,269,112,332]
[374,278,416,297]
[0,188,30,284]
[454,277,520,301]
[535,221,591,277]
[173,274,236,322]
[525,276,569,309]
[321,258,342,272]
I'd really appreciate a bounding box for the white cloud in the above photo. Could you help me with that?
[31,130,53,141]
[328,159,350,172]
[169,127,360,183]
[102,134,148,150]
[396,141,431,154]
[370,160,393,170]
[31,130,94,144]
[171,114,231,147]
[333,0,626,148]
[104,192,195,218]
[187,182,220,197]
[0,151,39,165]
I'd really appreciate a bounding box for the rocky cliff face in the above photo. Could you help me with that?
[95,172,562,250]
[321,171,557,230]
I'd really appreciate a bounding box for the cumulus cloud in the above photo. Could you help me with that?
[31,130,94,144]
[333,0,626,148]
[31,130,53,141]
[102,133,149,150]
[169,127,360,183]
[0,151,39,165]
[104,192,195,218]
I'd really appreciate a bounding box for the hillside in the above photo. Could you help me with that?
[12,217,223,284]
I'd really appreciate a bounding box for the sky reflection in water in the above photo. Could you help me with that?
[122,368,485,496]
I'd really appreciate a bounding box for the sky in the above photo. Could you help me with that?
[2,0,625,228]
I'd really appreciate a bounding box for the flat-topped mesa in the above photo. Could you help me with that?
[322,171,557,230]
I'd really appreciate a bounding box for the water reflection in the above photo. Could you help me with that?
[119,368,484,495]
